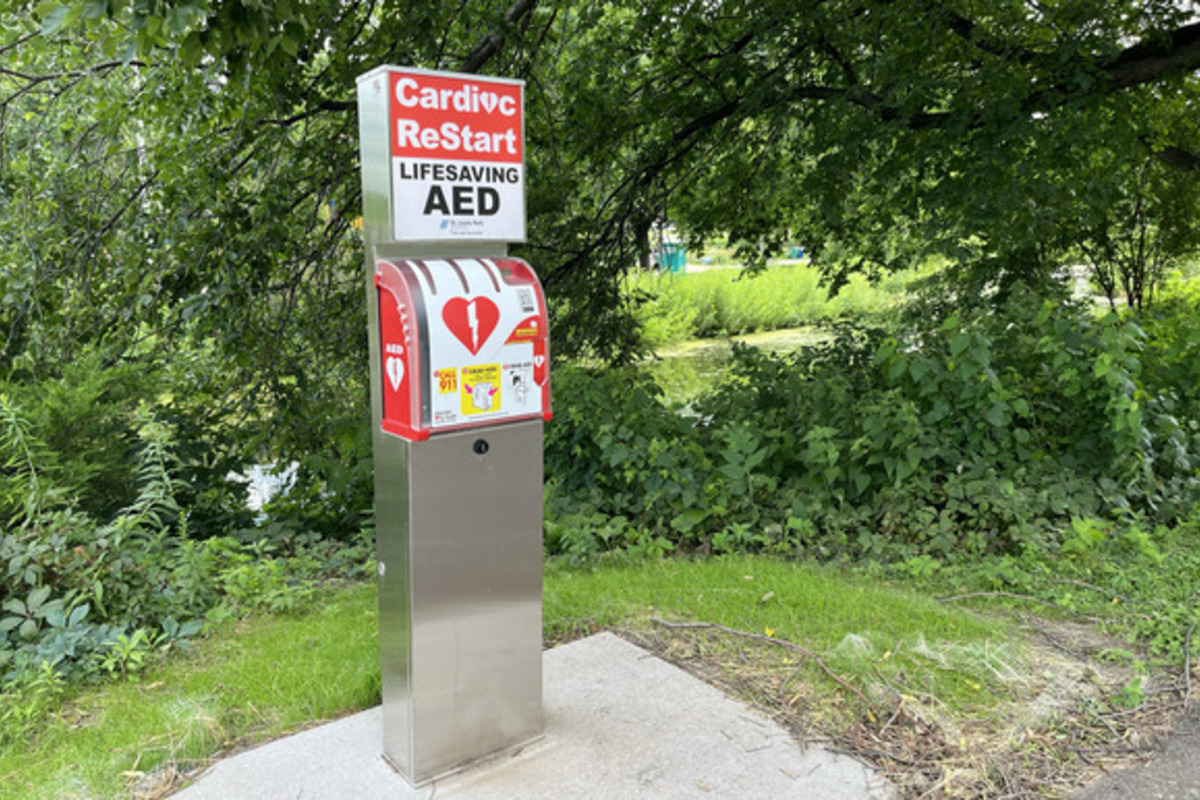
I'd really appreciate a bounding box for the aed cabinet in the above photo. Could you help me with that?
[374,257,550,441]
[371,256,550,785]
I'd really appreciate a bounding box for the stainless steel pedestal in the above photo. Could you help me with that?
[376,421,543,784]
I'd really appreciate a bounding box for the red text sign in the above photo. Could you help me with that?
[390,71,523,163]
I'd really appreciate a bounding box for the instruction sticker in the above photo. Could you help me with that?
[461,363,502,415]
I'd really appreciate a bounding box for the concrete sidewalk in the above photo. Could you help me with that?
[174,632,894,799]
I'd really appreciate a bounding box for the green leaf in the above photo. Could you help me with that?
[2,598,25,616]
[40,5,71,35]
[120,39,138,66]
[180,30,204,65]
[670,508,708,532]
[82,0,108,20]
[984,402,1007,428]
[718,463,746,480]
[28,585,51,610]
[68,603,89,626]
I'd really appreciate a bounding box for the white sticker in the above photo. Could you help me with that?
[386,356,405,391]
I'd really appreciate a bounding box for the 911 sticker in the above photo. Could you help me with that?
[436,368,458,394]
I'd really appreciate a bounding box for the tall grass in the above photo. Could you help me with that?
[629,262,917,347]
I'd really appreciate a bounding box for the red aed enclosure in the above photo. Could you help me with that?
[374,257,551,441]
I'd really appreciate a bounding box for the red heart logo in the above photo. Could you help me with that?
[442,297,500,355]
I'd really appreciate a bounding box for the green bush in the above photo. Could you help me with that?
[0,387,376,711]
[545,285,1200,561]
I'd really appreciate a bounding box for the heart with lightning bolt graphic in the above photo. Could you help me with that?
[442,297,500,356]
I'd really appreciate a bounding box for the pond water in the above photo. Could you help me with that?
[641,326,829,403]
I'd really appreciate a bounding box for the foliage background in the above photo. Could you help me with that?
[2,0,1200,762]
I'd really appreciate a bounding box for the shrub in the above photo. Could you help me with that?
[545,285,1200,560]
[0,391,373,702]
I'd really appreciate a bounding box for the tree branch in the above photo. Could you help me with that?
[1153,144,1200,172]
[1105,22,1200,91]
[460,0,539,74]
[258,99,354,127]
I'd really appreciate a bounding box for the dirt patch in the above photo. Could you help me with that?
[619,612,1190,799]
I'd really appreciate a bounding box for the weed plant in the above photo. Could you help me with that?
[0,391,376,747]
[882,510,1200,662]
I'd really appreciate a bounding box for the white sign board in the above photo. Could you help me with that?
[387,69,525,241]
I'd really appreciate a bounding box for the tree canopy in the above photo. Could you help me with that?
[1,0,1198,423]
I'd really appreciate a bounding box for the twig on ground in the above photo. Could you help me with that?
[827,746,920,767]
[1083,699,1124,739]
[937,591,1062,607]
[879,703,904,737]
[1051,579,1137,605]
[649,618,872,708]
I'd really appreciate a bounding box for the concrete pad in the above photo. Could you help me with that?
[1071,706,1200,800]
[175,632,893,799]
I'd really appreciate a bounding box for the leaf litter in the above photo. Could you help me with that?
[619,611,1191,799]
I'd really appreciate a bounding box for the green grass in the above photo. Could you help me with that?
[629,262,919,347]
[641,327,834,403]
[545,555,1020,714]
[1,556,1023,797]
[0,583,379,799]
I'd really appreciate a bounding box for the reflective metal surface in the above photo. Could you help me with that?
[377,423,544,783]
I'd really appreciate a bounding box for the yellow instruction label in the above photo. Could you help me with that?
[461,363,502,415]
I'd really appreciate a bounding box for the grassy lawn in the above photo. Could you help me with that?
[0,583,379,799]
[628,260,922,347]
[0,555,1166,798]
[545,555,1017,714]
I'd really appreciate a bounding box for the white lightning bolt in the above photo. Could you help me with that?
[467,300,479,351]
